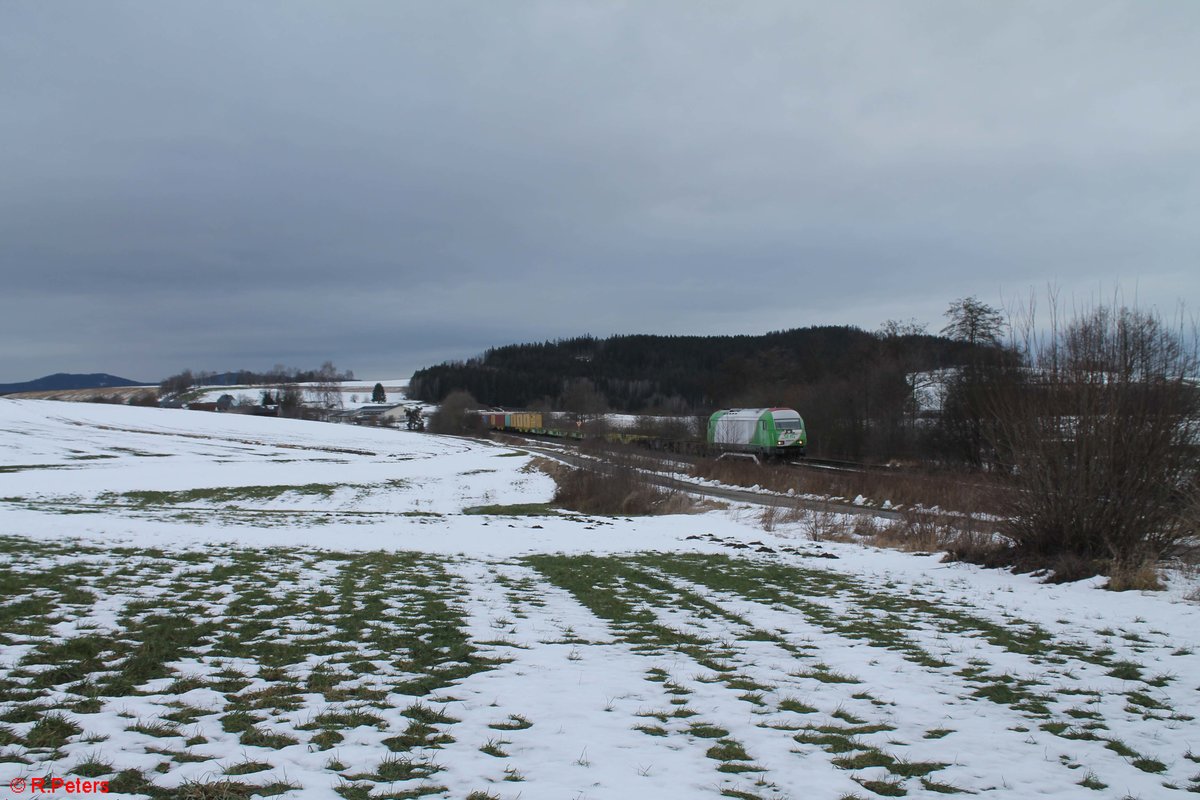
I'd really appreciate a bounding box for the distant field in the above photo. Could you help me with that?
[5,378,411,406]
[3,386,156,402]
[0,399,1197,799]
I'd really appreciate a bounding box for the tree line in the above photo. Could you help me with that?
[159,362,355,399]
[409,323,995,462]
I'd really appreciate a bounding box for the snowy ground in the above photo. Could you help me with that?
[1,399,1198,799]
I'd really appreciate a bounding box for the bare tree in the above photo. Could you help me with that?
[878,318,928,339]
[936,297,1012,467]
[159,369,195,398]
[988,296,1199,585]
[313,360,344,416]
[941,296,1005,347]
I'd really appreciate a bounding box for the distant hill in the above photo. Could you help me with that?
[0,373,146,396]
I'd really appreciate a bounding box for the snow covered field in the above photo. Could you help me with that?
[1,399,1198,799]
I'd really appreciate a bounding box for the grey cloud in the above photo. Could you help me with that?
[1,1,1197,380]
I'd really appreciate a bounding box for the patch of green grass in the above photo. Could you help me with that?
[0,704,44,724]
[853,776,908,797]
[635,724,668,736]
[71,752,114,777]
[464,503,558,516]
[1106,661,1143,681]
[107,769,159,797]
[888,759,947,778]
[1103,738,1138,758]
[354,754,439,782]
[970,677,1049,714]
[716,762,767,774]
[127,720,182,739]
[301,708,385,731]
[310,729,344,750]
[403,702,460,725]
[176,778,301,798]
[832,750,895,769]
[794,730,864,754]
[488,714,532,731]
[688,722,730,739]
[706,738,752,761]
[479,737,510,757]
[920,777,968,794]
[384,719,455,752]
[780,697,817,714]
[726,675,771,692]
[239,726,298,749]
[145,746,211,764]
[832,707,868,725]
[0,464,71,473]
[793,665,861,684]
[26,711,81,749]
[224,760,272,776]
[220,711,263,734]
[162,704,214,725]
[104,483,341,507]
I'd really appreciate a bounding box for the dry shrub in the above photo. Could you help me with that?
[523,456,563,476]
[689,458,1006,518]
[941,532,1011,569]
[852,515,879,537]
[807,507,856,543]
[857,510,1017,564]
[1105,560,1165,592]
[869,510,957,553]
[758,504,781,532]
[1038,552,1105,583]
[551,464,694,516]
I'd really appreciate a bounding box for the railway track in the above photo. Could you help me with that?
[487,426,910,477]
[496,433,907,521]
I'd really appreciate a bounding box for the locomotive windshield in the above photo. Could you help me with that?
[774,419,802,430]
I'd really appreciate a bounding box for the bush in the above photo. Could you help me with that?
[429,390,485,435]
[548,462,692,516]
[988,299,1200,581]
[126,390,160,407]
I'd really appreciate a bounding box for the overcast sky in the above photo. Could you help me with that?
[2,1,1197,382]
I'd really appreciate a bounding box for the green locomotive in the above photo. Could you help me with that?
[707,408,807,457]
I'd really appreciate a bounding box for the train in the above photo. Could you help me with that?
[707,407,807,457]
[481,407,807,458]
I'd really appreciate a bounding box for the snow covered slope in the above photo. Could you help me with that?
[1,399,1198,799]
